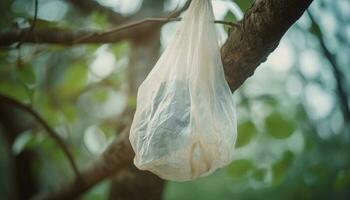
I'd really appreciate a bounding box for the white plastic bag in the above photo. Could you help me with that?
[129,0,237,181]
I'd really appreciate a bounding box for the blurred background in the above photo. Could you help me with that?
[0,0,349,199]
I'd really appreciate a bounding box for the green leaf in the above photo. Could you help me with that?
[35,94,61,125]
[111,42,130,59]
[58,63,87,97]
[236,121,257,147]
[91,89,109,103]
[90,12,108,29]
[333,170,350,190]
[265,112,295,139]
[127,95,137,109]
[100,123,116,138]
[62,104,77,122]
[224,11,237,23]
[272,151,294,185]
[0,82,30,102]
[223,11,237,32]
[252,168,266,182]
[14,65,37,103]
[234,0,254,11]
[16,65,36,85]
[227,159,255,178]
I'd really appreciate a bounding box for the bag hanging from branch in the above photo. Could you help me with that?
[129,0,237,181]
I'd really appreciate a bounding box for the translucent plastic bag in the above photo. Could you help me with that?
[129,0,237,181]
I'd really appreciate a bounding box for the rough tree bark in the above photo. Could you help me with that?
[221,0,314,91]
[0,0,314,199]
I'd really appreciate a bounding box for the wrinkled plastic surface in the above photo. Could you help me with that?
[129,0,237,181]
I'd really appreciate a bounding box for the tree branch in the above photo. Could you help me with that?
[73,18,237,44]
[0,28,130,46]
[0,18,236,46]
[221,0,314,91]
[0,94,80,179]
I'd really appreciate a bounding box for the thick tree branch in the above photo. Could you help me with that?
[221,0,314,91]
[30,0,313,199]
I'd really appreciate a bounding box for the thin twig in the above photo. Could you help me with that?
[0,93,81,179]
[17,0,39,48]
[29,0,39,35]
[307,11,350,122]
[74,17,239,44]
[214,20,240,27]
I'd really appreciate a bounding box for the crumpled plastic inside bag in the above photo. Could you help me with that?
[129,0,237,181]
